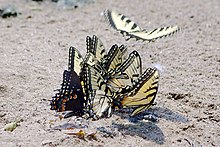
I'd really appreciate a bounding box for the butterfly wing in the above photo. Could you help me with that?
[85,35,128,73]
[120,68,159,116]
[104,9,180,42]
[112,50,142,88]
[82,64,112,118]
[68,46,84,75]
[84,35,106,66]
[102,44,127,72]
[50,70,84,116]
[127,25,180,42]
[92,35,106,63]
[104,9,141,33]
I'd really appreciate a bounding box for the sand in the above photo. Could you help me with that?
[0,0,219,146]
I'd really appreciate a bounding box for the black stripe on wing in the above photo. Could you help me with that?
[119,68,159,116]
[103,9,141,33]
[68,46,84,76]
[82,64,112,119]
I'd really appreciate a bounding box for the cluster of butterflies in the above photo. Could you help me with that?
[50,35,159,119]
[50,10,179,120]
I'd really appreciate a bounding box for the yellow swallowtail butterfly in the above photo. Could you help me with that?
[104,9,180,42]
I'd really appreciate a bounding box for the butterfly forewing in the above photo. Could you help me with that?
[92,35,106,63]
[84,35,107,66]
[68,46,84,75]
[112,50,142,88]
[105,50,142,94]
[104,9,141,33]
[102,44,127,72]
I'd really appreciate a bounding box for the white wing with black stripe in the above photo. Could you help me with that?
[104,9,180,42]
[119,67,159,116]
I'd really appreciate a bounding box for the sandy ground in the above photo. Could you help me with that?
[0,0,219,146]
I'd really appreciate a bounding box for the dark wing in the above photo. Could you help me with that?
[104,9,180,42]
[50,70,85,116]
[120,68,159,116]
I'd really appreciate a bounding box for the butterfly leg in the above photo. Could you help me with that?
[129,111,159,122]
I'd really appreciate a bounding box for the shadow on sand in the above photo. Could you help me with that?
[111,106,188,144]
[113,121,164,144]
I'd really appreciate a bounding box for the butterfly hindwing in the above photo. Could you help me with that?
[127,25,180,41]
[120,67,159,116]
[50,70,84,116]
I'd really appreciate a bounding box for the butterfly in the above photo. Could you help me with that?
[82,63,112,119]
[104,9,180,42]
[50,70,85,118]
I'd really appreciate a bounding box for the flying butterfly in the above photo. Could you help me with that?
[116,67,159,116]
[103,9,180,42]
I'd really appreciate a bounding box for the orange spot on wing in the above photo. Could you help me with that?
[73,94,77,99]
